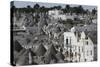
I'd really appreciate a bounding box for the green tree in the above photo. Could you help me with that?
[65,5,70,12]
[40,6,45,13]
[92,8,97,15]
[65,5,70,9]
[27,5,31,9]
[62,5,71,13]
[34,4,40,10]
[26,5,32,13]
[56,5,62,10]
[71,5,84,15]
[33,4,40,23]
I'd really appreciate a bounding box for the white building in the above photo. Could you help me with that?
[48,9,74,20]
[63,28,94,62]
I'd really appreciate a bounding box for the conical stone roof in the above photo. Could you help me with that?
[47,45,57,55]
[14,40,23,52]
[44,45,57,64]
[16,49,36,65]
[56,52,64,60]
[44,53,57,64]
[35,44,46,56]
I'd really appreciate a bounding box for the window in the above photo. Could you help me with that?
[86,41,88,45]
[66,51,69,57]
[79,47,80,52]
[66,38,68,45]
[91,50,92,55]
[66,37,71,45]
[85,59,87,61]
[70,37,71,44]
[87,51,89,56]
[75,52,77,57]
[82,47,84,52]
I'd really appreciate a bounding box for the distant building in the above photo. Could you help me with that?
[48,9,74,20]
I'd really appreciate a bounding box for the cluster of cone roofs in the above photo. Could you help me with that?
[13,40,65,65]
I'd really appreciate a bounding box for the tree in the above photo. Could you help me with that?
[65,5,70,10]
[92,8,97,15]
[65,5,70,13]
[27,5,31,9]
[34,4,40,9]
[62,8,66,13]
[40,6,45,13]
[51,6,62,10]
[33,4,40,23]
[25,5,32,13]
[56,5,62,10]
[71,7,77,13]
[76,5,84,14]
[83,9,88,14]
[71,5,84,15]
[78,5,84,13]
[62,5,70,13]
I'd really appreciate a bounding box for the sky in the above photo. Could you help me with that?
[12,1,97,11]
